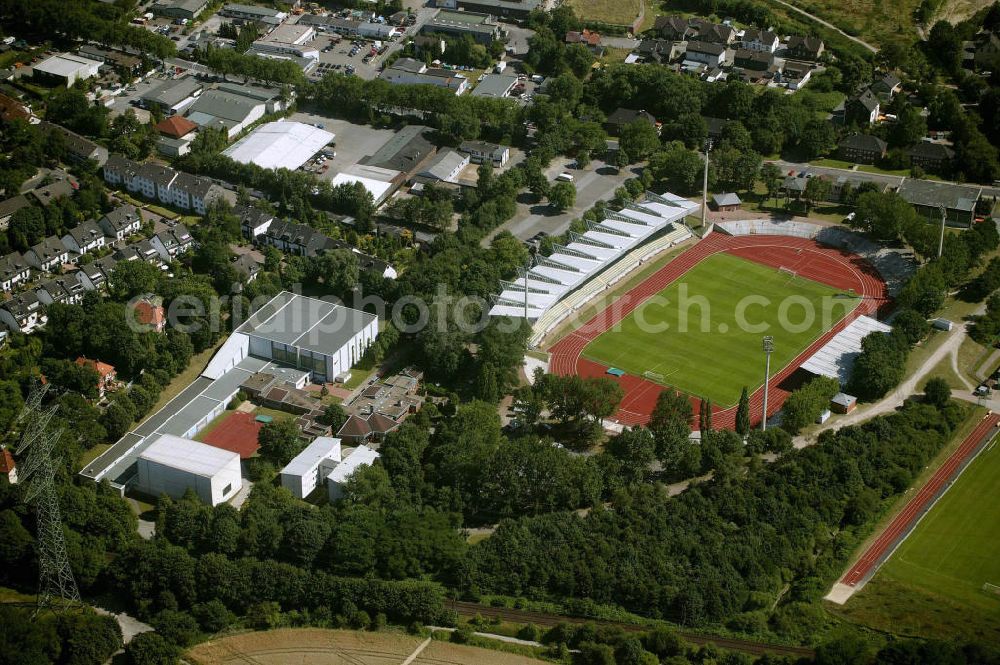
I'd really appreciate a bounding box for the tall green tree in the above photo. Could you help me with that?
[735,387,750,437]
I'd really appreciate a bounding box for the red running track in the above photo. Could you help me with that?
[841,412,1000,587]
[547,233,891,428]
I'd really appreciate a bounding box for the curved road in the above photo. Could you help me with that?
[769,0,878,53]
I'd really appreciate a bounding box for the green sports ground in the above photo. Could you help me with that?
[582,253,859,407]
[878,439,1000,615]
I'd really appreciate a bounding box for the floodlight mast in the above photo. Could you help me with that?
[761,336,775,431]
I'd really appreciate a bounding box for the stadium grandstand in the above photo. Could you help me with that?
[490,191,699,322]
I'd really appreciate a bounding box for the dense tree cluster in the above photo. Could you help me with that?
[464,399,969,628]
[779,376,841,434]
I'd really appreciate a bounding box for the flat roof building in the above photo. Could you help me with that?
[136,434,242,506]
[250,23,319,61]
[220,3,288,25]
[896,179,982,228]
[471,73,518,98]
[222,121,335,171]
[32,53,102,87]
[421,9,506,44]
[142,78,204,115]
[328,444,379,501]
[281,436,341,499]
[151,0,208,20]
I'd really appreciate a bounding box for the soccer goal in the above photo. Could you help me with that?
[643,370,666,384]
[778,266,797,280]
[982,582,1000,597]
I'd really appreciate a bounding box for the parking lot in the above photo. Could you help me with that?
[289,111,397,181]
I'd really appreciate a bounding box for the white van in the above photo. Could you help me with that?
[556,172,574,182]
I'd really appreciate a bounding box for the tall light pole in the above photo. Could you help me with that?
[938,205,947,258]
[761,336,774,431]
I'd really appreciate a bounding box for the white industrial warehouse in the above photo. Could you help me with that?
[135,434,243,506]
[490,192,699,321]
[222,121,335,171]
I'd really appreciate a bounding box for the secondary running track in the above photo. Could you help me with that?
[546,233,890,428]
[840,412,1000,588]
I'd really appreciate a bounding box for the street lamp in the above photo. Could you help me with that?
[761,336,774,431]
[701,139,713,228]
[938,205,947,258]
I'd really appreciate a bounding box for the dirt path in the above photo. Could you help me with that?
[400,637,432,665]
[768,0,878,53]
[794,326,968,447]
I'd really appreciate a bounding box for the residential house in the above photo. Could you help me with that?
[259,220,336,257]
[565,29,603,54]
[233,253,262,283]
[780,60,812,89]
[35,273,85,306]
[837,133,888,164]
[0,195,31,230]
[741,28,779,53]
[604,108,658,137]
[0,448,16,484]
[973,31,1000,70]
[908,142,955,172]
[635,38,686,64]
[77,257,117,291]
[786,35,824,60]
[104,155,225,215]
[655,16,693,41]
[61,219,106,258]
[28,177,77,208]
[150,224,194,261]
[0,292,46,334]
[25,237,69,272]
[133,295,166,332]
[40,122,108,166]
[75,357,117,397]
[77,45,142,78]
[690,19,735,45]
[459,140,510,167]
[684,41,728,67]
[116,239,162,266]
[897,179,982,227]
[236,204,276,239]
[733,49,774,71]
[98,204,142,244]
[0,252,30,292]
[846,90,880,126]
[870,73,902,98]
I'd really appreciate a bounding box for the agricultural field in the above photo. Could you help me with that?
[836,437,1000,643]
[565,0,641,27]
[582,253,855,407]
[186,629,549,665]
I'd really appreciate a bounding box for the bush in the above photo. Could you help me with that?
[780,376,841,434]
[125,632,180,665]
[924,377,952,407]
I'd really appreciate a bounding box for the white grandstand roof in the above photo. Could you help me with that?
[490,191,699,321]
[139,434,239,477]
[800,315,892,383]
[222,121,335,171]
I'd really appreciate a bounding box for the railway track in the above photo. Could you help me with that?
[445,600,815,659]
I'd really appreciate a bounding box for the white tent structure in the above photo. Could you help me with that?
[489,192,699,321]
[222,121,335,171]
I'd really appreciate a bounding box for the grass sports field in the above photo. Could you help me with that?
[582,253,858,407]
[879,437,1000,614]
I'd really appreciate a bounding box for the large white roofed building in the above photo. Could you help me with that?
[136,434,242,506]
[33,53,102,87]
[281,436,341,499]
[222,121,335,171]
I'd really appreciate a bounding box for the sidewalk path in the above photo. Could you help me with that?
[768,0,877,52]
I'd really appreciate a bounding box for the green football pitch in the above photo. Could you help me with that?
[582,253,859,407]
[878,439,1000,615]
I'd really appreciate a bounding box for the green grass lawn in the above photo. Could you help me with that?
[565,0,640,26]
[582,253,858,407]
[879,438,1000,613]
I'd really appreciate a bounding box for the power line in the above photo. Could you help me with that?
[15,383,80,614]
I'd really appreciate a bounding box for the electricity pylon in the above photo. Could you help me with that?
[15,384,80,613]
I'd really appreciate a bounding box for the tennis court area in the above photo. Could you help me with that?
[582,253,856,407]
[198,411,263,459]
